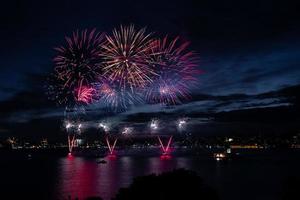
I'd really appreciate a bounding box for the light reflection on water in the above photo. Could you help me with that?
[55,152,300,200]
[56,156,190,200]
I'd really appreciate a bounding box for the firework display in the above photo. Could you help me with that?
[47,25,199,154]
[47,25,200,109]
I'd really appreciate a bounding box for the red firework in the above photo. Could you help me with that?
[75,84,96,104]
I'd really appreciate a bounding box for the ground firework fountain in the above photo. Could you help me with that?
[158,136,173,159]
[106,137,118,158]
[46,25,200,158]
[67,135,76,155]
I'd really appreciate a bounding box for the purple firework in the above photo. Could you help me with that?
[144,36,201,105]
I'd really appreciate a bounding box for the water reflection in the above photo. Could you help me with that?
[58,156,100,199]
[56,156,190,200]
[55,152,300,200]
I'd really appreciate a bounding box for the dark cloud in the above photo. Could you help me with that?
[0,80,298,139]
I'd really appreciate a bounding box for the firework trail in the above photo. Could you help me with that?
[64,119,83,154]
[101,25,156,90]
[106,137,118,155]
[144,36,201,105]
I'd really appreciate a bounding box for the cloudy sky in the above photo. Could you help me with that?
[0,0,299,140]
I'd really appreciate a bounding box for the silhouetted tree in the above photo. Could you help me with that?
[85,197,103,200]
[281,176,300,200]
[112,169,219,200]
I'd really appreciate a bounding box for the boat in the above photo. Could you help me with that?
[213,152,227,161]
[97,159,107,164]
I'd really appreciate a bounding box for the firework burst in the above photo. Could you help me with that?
[75,81,96,104]
[51,29,105,105]
[101,25,156,90]
[47,26,201,111]
[144,36,201,104]
[93,77,143,110]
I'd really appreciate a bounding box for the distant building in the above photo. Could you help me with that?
[41,139,49,148]
[290,144,300,149]
[230,144,263,149]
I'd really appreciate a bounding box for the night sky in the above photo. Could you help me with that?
[0,0,299,140]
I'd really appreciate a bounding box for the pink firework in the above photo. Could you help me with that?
[75,82,96,104]
[145,36,201,104]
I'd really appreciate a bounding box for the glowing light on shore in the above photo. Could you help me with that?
[150,119,159,130]
[122,127,133,135]
[77,123,82,133]
[177,118,187,130]
[99,122,110,132]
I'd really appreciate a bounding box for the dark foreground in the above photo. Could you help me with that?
[0,149,299,200]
